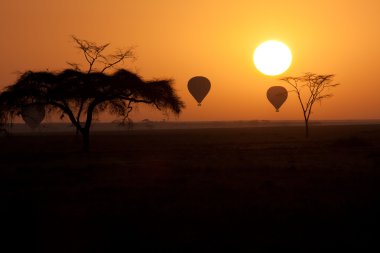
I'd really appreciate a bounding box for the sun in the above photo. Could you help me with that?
[253,40,292,76]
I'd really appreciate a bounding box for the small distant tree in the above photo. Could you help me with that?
[0,37,184,151]
[280,73,339,137]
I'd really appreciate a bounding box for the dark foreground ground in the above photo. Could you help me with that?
[1,124,380,252]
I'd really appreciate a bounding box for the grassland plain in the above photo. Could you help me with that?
[1,124,380,252]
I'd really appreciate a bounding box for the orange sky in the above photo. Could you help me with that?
[1,0,380,122]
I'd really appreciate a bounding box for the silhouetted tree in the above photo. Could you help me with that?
[0,69,184,151]
[0,37,184,150]
[280,73,339,137]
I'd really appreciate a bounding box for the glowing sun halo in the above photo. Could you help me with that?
[253,40,292,76]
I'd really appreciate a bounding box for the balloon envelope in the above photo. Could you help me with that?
[267,86,288,112]
[188,76,211,106]
[21,104,45,129]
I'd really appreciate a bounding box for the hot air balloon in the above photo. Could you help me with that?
[21,104,45,129]
[188,76,211,106]
[267,86,288,112]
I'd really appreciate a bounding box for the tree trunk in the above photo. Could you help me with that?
[82,129,90,152]
[305,119,309,138]
[81,100,97,152]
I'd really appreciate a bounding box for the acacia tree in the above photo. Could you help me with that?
[280,73,339,137]
[0,39,184,151]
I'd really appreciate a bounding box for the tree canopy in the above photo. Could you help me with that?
[0,68,185,150]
